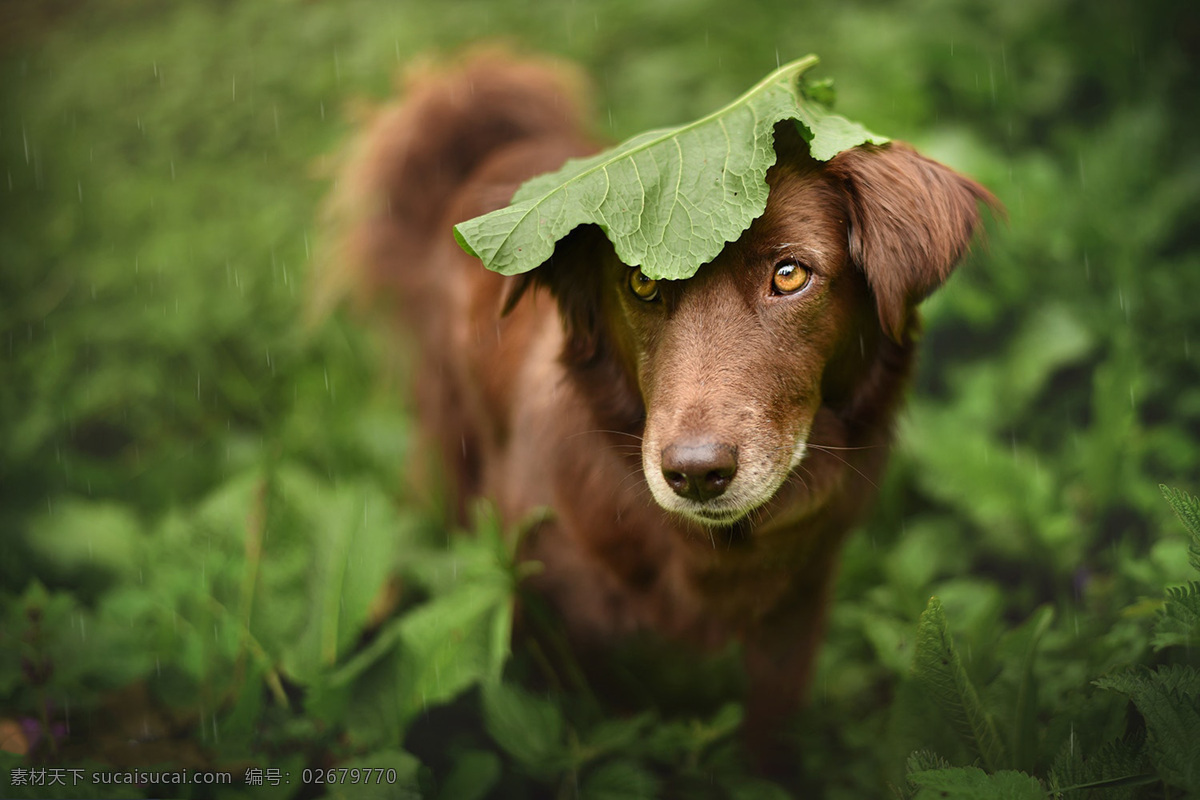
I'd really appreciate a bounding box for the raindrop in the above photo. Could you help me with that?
[232,75,237,102]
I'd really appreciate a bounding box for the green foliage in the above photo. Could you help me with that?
[893,487,1200,798]
[453,55,885,280]
[1093,666,1200,794]
[1048,732,1150,800]
[1152,583,1200,650]
[1160,485,1200,571]
[913,597,1009,772]
[909,767,1044,800]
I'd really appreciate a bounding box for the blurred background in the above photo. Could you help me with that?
[2,0,1198,797]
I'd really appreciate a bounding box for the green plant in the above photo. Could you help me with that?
[894,486,1200,799]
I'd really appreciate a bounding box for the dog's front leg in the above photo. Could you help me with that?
[740,573,837,775]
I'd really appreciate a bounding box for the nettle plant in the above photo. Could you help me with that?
[898,487,1200,799]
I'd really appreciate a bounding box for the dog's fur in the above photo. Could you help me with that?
[330,52,995,749]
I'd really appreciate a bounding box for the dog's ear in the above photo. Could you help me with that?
[498,225,607,365]
[828,143,997,342]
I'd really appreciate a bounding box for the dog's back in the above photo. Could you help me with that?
[329,54,597,508]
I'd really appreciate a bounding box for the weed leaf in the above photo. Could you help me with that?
[482,681,566,778]
[1048,730,1151,800]
[1160,485,1200,571]
[908,767,1043,799]
[580,759,660,800]
[913,597,1009,771]
[436,749,502,800]
[1152,581,1200,650]
[1094,665,1200,793]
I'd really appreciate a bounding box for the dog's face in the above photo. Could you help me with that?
[605,162,876,525]
[525,132,991,526]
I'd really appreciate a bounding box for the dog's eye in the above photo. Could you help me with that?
[628,268,660,302]
[771,260,811,295]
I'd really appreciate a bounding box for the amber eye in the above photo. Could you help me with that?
[628,268,659,301]
[771,260,811,295]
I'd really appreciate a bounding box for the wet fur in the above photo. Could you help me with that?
[330,52,996,756]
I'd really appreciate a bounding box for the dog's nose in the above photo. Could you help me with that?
[661,441,738,502]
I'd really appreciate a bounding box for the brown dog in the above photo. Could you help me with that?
[331,52,995,751]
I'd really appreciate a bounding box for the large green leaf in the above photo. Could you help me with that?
[453,55,886,280]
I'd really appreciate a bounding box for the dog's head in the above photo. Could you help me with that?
[511,125,994,527]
